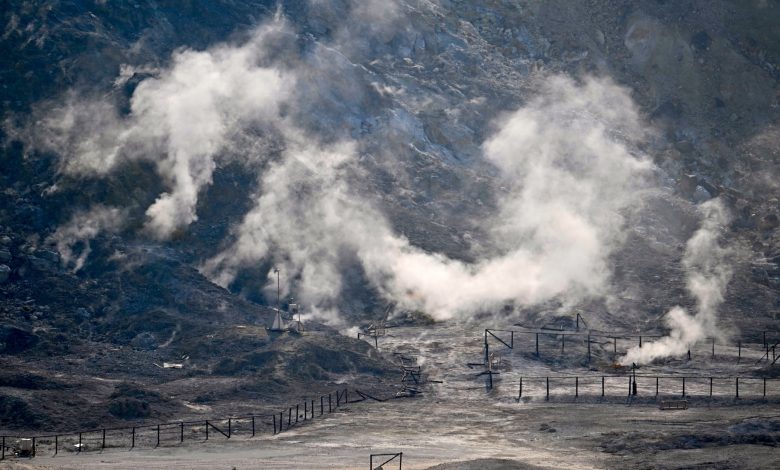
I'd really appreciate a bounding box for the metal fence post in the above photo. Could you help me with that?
[546,377,549,400]
[156,424,160,447]
[518,377,523,399]
[102,428,106,450]
[602,376,605,397]
[736,377,739,398]
[575,376,579,398]
[131,427,135,449]
[682,377,686,397]
[535,333,539,357]
[181,422,184,443]
[78,432,82,452]
[55,435,58,456]
[587,335,591,362]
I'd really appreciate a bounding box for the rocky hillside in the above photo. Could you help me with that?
[1,0,779,429]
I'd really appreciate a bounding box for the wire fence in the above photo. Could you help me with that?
[483,327,779,365]
[512,375,780,402]
[0,388,352,460]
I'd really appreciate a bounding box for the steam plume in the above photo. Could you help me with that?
[621,199,732,365]
[48,205,126,272]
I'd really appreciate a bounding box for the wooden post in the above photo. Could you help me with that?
[735,377,739,398]
[304,401,307,421]
[575,376,579,398]
[511,331,514,349]
[181,422,184,443]
[656,377,659,397]
[228,419,232,438]
[102,428,106,450]
[682,377,686,397]
[687,349,691,360]
[602,376,605,397]
[518,377,523,399]
[613,337,617,355]
[639,335,642,348]
[288,408,292,427]
[131,427,135,448]
[251,417,255,437]
[535,333,539,357]
[296,404,299,423]
[206,421,209,440]
[55,435,58,456]
[320,396,324,415]
[279,411,283,431]
[329,394,332,413]
[546,377,550,400]
[156,424,160,447]
[78,432,82,452]
[311,399,315,418]
[273,414,277,434]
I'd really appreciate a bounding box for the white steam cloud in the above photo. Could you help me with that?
[15,8,659,323]
[621,198,732,365]
[10,21,292,239]
[48,205,126,272]
[204,75,652,320]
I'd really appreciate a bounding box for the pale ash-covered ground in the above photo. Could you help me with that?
[5,323,779,469]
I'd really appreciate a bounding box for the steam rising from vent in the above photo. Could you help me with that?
[9,21,293,239]
[48,205,126,272]
[12,9,656,322]
[621,199,732,365]
[205,76,653,320]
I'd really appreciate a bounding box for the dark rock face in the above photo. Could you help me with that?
[0,326,38,354]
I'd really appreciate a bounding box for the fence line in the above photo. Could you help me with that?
[0,387,356,460]
[513,375,780,401]
[483,327,778,365]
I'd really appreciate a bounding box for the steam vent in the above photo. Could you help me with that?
[1,1,779,468]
